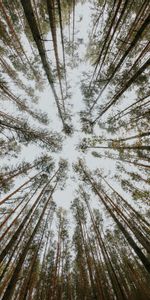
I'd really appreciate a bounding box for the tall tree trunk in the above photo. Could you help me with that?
[20,0,66,129]
[90,13,150,114]
[0,171,40,206]
[78,161,150,273]
[1,182,57,300]
[93,57,150,122]
[46,0,65,112]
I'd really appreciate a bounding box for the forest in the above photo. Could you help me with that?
[0,0,150,299]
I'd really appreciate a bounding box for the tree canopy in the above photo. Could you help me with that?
[0,0,150,299]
